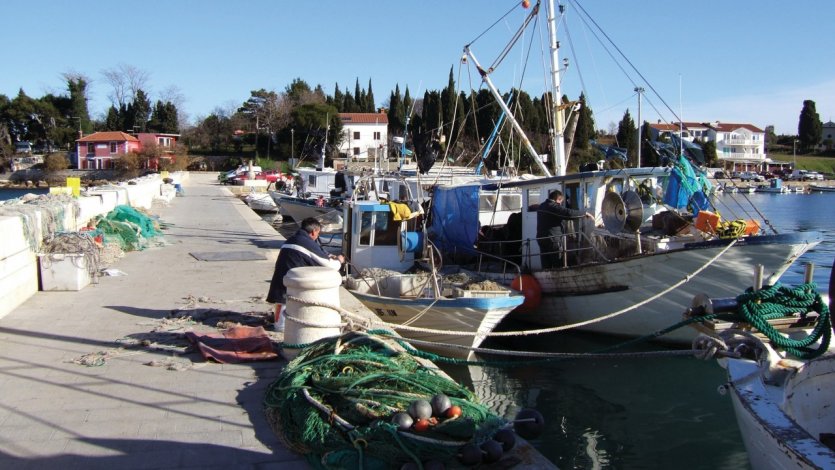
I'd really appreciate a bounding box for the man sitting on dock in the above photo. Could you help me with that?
[267,217,345,331]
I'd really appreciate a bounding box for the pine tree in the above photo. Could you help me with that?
[333,84,343,112]
[573,93,594,150]
[441,67,456,139]
[616,109,637,166]
[388,85,404,135]
[105,106,121,131]
[797,99,822,150]
[366,78,375,113]
[354,78,363,113]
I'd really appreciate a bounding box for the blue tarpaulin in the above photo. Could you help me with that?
[429,185,480,254]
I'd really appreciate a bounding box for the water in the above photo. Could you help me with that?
[0,187,49,201]
[453,192,835,469]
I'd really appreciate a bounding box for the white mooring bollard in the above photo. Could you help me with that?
[281,266,343,361]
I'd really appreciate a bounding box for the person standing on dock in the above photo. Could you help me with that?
[267,217,344,331]
[536,190,593,269]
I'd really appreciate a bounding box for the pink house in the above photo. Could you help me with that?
[75,132,179,170]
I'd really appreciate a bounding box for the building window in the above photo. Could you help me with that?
[87,143,95,154]
[353,147,360,155]
[110,142,117,153]
[373,131,381,140]
[353,131,360,140]
[158,137,172,147]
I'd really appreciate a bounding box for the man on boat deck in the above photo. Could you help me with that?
[536,190,593,269]
[266,217,344,331]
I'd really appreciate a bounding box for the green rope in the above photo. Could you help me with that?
[734,283,831,359]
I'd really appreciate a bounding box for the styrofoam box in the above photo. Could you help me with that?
[39,254,91,291]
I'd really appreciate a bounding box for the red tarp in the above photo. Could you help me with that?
[185,326,277,363]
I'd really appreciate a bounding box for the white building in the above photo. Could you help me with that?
[337,113,388,162]
[705,121,766,171]
[821,120,835,150]
[648,121,767,171]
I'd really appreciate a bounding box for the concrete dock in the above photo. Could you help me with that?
[0,173,322,469]
[0,172,555,469]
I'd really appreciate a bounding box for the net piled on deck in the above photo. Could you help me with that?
[264,332,507,469]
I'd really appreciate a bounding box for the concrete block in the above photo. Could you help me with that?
[0,260,37,320]
[0,217,27,258]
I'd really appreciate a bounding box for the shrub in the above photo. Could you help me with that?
[44,153,69,173]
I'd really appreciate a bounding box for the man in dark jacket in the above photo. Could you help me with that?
[267,217,344,331]
[536,190,593,269]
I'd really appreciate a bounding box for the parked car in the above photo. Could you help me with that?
[758,170,776,180]
[14,141,32,155]
[738,171,765,182]
[789,169,824,181]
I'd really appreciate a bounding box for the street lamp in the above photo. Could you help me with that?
[291,128,295,161]
[793,139,799,169]
[634,87,644,167]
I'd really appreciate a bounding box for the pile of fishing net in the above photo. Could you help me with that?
[265,332,531,469]
[0,193,81,251]
[93,205,163,251]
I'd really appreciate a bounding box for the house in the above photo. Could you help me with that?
[648,120,767,172]
[821,121,835,150]
[76,132,140,170]
[75,131,180,170]
[705,122,766,172]
[337,113,388,162]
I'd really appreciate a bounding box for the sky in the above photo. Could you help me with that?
[3,0,834,136]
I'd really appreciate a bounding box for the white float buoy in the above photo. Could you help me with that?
[281,265,343,360]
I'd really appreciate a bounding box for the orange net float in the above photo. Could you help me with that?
[511,274,541,313]
[522,0,531,8]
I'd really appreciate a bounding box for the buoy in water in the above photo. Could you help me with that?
[511,274,542,313]
[514,408,545,439]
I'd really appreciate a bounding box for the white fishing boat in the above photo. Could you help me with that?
[341,176,525,359]
[427,0,820,345]
[695,263,835,470]
[243,192,277,213]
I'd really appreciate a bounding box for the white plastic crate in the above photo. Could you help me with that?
[39,254,91,291]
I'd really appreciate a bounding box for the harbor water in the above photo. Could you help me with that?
[453,191,834,469]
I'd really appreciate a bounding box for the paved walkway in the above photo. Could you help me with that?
[0,173,364,469]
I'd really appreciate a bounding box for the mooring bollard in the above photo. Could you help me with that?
[282,266,343,361]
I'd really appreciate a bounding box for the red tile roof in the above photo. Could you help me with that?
[708,122,764,133]
[339,113,389,124]
[77,131,139,142]
[649,123,681,131]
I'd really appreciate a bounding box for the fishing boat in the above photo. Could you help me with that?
[695,262,835,469]
[426,0,820,345]
[243,192,277,213]
[810,184,835,193]
[341,176,525,359]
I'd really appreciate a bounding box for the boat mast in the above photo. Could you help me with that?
[464,47,551,177]
[547,0,566,176]
[318,114,329,171]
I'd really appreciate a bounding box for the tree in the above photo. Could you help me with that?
[640,121,658,166]
[573,93,594,150]
[388,85,405,136]
[148,101,179,133]
[102,64,150,109]
[366,78,376,113]
[616,109,637,166]
[797,99,822,150]
[701,139,717,167]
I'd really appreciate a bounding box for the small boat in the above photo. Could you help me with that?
[342,177,525,359]
[691,260,835,470]
[756,179,789,193]
[810,184,835,193]
[243,192,277,213]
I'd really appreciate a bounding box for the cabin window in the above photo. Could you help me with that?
[525,188,541,211]
[358,211,398,246]
[308,175,316,186]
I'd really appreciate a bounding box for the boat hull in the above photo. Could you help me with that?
[270,192,342,228]
[508,232,820,344]
[346,289,523,359]
[722,354,835,469]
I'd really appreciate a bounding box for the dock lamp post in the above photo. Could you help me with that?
[634,87,644,167]
[291,128,295,164]
[793,139,799,169]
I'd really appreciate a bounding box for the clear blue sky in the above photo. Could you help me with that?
[3,0,833,135]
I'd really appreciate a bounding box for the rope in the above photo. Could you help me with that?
[734,283,831,359]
